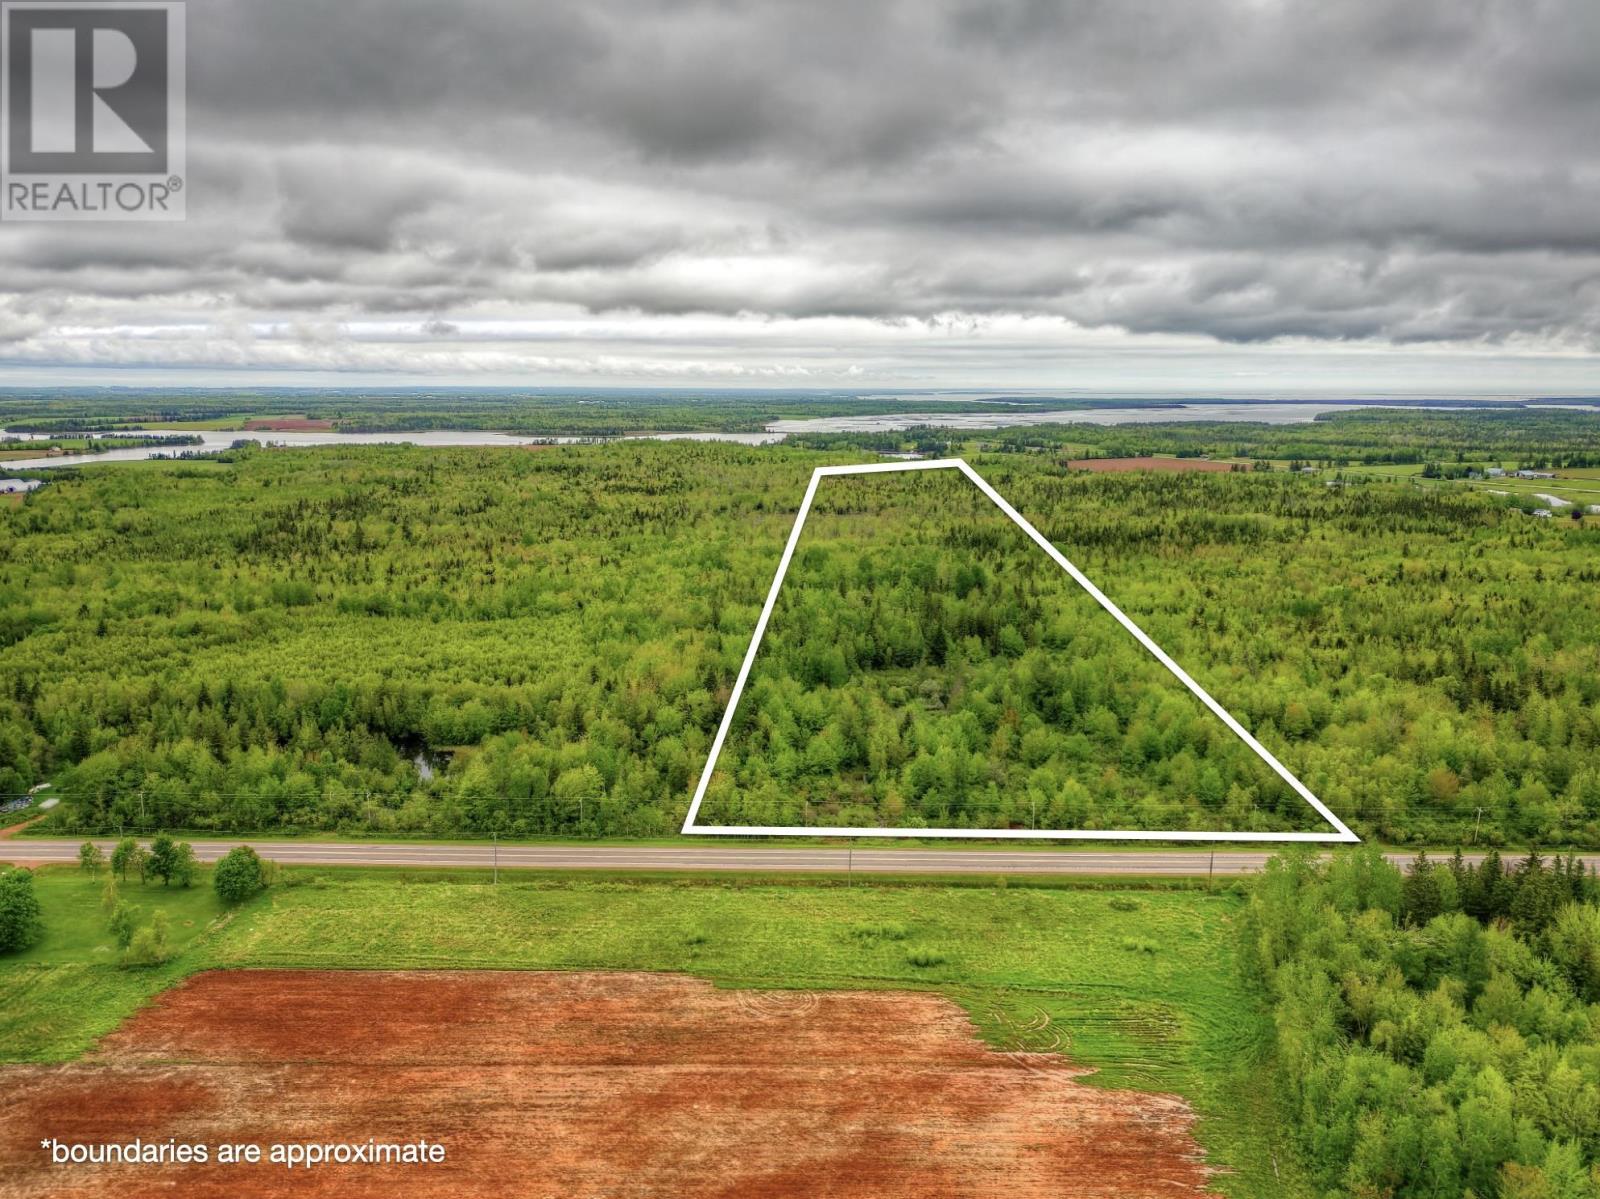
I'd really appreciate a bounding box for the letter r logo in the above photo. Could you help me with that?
[29,24,151,154]
[4,3,173,173]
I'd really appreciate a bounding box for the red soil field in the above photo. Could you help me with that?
[1,971,1215,1199]
[242,418,335,431]
[1066,457,1238,473]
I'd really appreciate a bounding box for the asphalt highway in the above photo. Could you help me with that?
[6,839,1591,877]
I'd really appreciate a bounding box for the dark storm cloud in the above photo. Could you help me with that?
[2,0,1598,369]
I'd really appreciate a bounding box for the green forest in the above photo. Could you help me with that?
[697,468,1320,832]
[0,412,1598,844]
[1247,848,1600,1198]
[0,433,202,459]
[793,407,1600,469]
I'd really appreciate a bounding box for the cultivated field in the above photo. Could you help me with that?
[1,970,1213,1198]
[1065,456,1239,473]
[241,418,335,431]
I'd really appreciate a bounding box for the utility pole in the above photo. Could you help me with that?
[1472,807,1484,844]
[493,832,498,885]
[1208,851,1215,888]
[848,846,853,885]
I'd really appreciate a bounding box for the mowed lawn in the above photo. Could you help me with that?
[0,866,1301,1198]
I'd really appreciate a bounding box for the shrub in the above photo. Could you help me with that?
[213,846,268,904]
[850,920,911,941]
[107,900,139,949]
[77,841,104,873]
[1108,897,1142,912]
[0,868,44,954]
[1120,937,1160,953]
[121,910,170,967]
[905,946,948,968]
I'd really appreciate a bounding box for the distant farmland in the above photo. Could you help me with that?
[1066,456,1240,473]
[241,417,335,431]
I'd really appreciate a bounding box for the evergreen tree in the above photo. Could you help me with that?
[1473,849,1510,921]
[1510,852,1559,938]
[1401,851,1443,927]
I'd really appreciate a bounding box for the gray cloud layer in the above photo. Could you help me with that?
[2,0,1598,383]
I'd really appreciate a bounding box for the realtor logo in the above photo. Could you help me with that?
[2,1,184,220]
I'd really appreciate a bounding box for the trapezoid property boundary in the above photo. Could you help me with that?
[681,458,1359,843]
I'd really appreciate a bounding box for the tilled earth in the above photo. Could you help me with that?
[1,970,1215,1198]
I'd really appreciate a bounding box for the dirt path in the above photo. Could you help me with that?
[0,971,1216,1198]
[0,816,44,839]
[0,816,47,864]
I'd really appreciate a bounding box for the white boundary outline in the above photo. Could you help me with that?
[682,459,1359,843]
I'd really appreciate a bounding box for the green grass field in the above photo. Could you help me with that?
[1342,461,1600,511]
[136,418,249,430]
[0,864,1303,1197]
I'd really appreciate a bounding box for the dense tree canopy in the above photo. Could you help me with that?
[1245,848,1600,1198]
[0,422,1596,842]
[0,868,43,954]
[699,469,1313,832]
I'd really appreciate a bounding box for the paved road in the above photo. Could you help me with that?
[5,839,1589,877]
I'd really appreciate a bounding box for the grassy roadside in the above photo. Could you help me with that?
[8,818,1593,863]
[5,819,1284,848]
[0,863,1305,1198]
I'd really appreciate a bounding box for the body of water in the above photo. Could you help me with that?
[765,401,1471,434]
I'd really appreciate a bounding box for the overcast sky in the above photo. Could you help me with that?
[2,0,1598,392]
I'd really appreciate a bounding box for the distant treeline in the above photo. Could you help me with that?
[0,433,202,453]
[951,408,1600,468]
[0,389,1102,436]
[6,391,1592,443]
